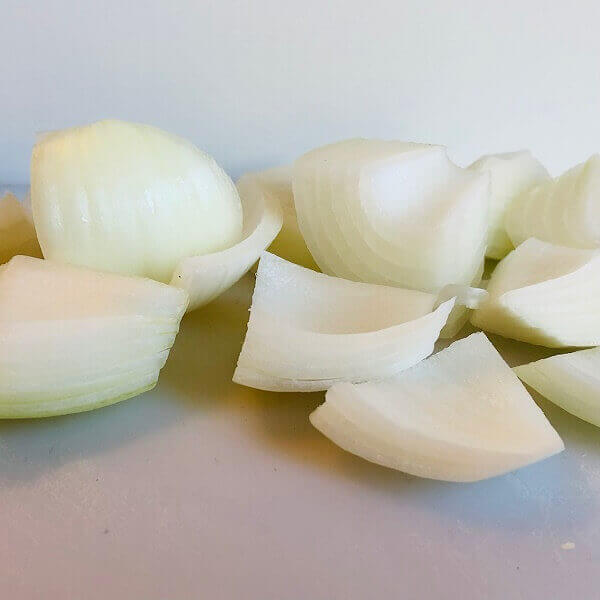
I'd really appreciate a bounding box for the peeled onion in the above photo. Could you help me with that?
[239,166,318,269]
[31,119,243,283]
[0,256,187,418]
[0,192,41,263]
[292,139,489,293]
[515,348,600,428]
[310,332,563,482]
[505,154,600,250]
[471,238,600,347]
[468,151,549,259]
[233,252,456,391]
[170,173,283,310]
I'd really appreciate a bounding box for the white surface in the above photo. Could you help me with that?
[1,274,599,599]
[2,1,600,183]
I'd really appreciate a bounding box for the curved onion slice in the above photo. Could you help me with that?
[471,238,600,347]
[31,119,243,283]
[170,175,282,311]
[0,192,41,263]
[292,140,489,293]
[0,256,188,418]
[233,252,455,392]
[505,154,600,250]
[468,151,549,259]
[515,348,600,427]
[310,333,563,482]
[239,166,318,269]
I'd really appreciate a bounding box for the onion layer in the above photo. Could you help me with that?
[471,238,600,347]
[310,333,563,482]
[0,192,41,263]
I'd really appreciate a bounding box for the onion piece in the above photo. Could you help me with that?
[0,256,188,418]
[292,140,489,293]
[515,348,600,427]
[233,252,455,392]
[31,119,243,283]
[310,333,563,482]
[0,192,41,263]
[170,175,283,311]
[436,283,489,339]
[238,166,318,269]
[468,151,549,259]
[471,238,600,347]
[505,154,600,250]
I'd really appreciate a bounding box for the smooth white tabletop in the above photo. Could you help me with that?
[1,272,598,600]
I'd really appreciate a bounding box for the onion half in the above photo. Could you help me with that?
[233,252,455,392]
[170,174,283,310]
[515,348,600,428]
[505,154,600,249]
[292,140,489,293]
[468,151,549,259]
[471,238,600,347]
[310,333,563,482]
[0,256,188,418]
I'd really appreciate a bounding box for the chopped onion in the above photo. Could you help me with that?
[0,256,188,418]
[233,252,454,392]
[0,192,41,263]
[239,166,318,269]
[31,119,243,283]
[471,238,600,347]
[170,173,283,310]
[505,154,600,250]
[468,151,549,259]
[310,332,563,482]
[292,140,489,293]
[515,348,600,428]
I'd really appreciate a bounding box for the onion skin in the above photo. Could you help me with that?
[31,119,243,283]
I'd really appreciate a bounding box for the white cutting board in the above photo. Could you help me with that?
[1,269,598,599]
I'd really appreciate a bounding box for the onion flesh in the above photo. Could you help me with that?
[292,140,489,293]
[233,252,454,392]
[310,332,563,482]
[468,151,549,259]
[170,174,282,311]
[505,154,600,250]
[515,348,600,428]
[31,119,243,283]
[0,192,41,263]
[0,256,188,418]
[471,237,600,347]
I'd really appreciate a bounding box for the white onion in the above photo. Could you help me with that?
[468,151,549,259]
[515,348,600,428]
[233,252,455,392]
[0,192,41,263]
[310,332,563,482]
[505,154,600,249]
[292,140,489,293]
[170,173,282,310]
[31,119,243,283]
[0,256,188,418]
[240,166,318,269]
[471,238,600,347]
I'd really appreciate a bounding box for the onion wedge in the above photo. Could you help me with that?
[505,154,600,249]
[471,237,600,347]
[0,192,41,263]
[292,140,489,293]
[515,348,600,428]
[170,174,283,310]
[233,252,455,392]
[310,333,563,482]
[239,166,318,269]
[468,151,549,259]
[0,256,188,418]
